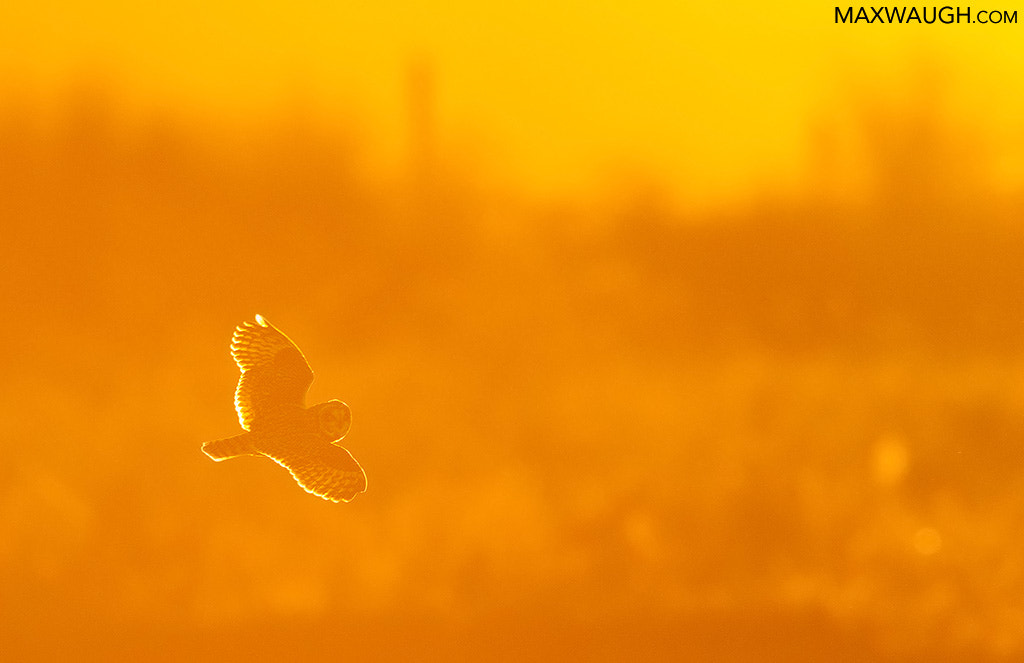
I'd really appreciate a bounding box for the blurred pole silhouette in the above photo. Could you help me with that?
[407,54,437,213]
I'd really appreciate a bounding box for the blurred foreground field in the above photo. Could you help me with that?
[3,85,1024,661]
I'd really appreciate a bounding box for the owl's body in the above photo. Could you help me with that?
[202,315,366,503]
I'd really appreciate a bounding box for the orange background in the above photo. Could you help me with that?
[3,2,1024,660]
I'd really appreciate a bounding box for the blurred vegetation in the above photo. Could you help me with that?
[2,80,1024,662]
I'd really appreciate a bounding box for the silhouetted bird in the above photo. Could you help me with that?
[202,315,366,502]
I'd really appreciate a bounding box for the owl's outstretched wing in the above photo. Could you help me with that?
[264,443,367,503]
[231,314,315,431]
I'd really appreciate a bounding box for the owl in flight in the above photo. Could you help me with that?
[202,315,366,503]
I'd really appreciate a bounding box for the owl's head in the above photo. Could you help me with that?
[316,399,352,441]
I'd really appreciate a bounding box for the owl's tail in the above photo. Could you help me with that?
[202,432,258,461]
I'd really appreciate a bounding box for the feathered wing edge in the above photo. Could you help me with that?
[230,315,315,431]
[230,315,299,372]
[202,432,258,461]
[266,446,368,503]
[202,434,367,503]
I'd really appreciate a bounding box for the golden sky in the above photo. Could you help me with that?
[2,1,1023,206]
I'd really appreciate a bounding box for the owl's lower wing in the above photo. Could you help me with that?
[263,443,367,503]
